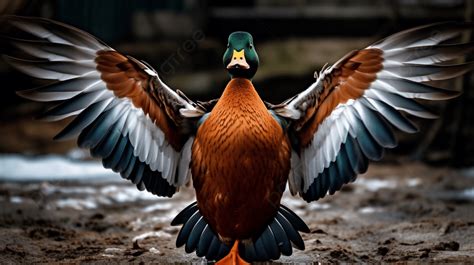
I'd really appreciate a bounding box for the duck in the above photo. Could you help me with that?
[3,16,473,264]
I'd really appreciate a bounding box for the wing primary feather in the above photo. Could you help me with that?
[103,135,128,171]
[116,140,134,172]
[54,98,113,140]
[77,103,126,148]
[374,78,461,100]
[130,162,145,184]
[120,155,137,180]
[361,97,419,133]
[3,55,96,79]
[9,37,98,61]
[344,136,369,174]
[16,77,102,102]
[90,123,122,158]
[328,164,342,195]
[383,42,474,64]
[365,89,438,119]
[353,116,384,161]
[7,16,107,49]
[336,147,354,184]
[38,89,109,120]
[382,61,474,82]
[353,101,397,148]
[372,22,473,50]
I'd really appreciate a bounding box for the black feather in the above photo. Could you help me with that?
[270,218,292,256]
[171,202,198,226]
[336,148,354,183]
[356,105,397,148]
[368,89,437,119]
[275,212,305,250]
[384,61,474,81]
[39,90,106,120]
[115,141,134,172]
[373,22,473,50]
[206,235,222,261]
[3,55,96,79]
[240,241,258,262]
[344,136,368,174]
[120,155,137,180]
[319,170,328,199]
[361,97,419,133]
[353,117,384,161]
[128,162,144,184]
[91,125,122,158]
[77,105,123,149]
[7,16,106,49]
[176,211,201,248]
[185,216,206,253]
[196,225,213,257]
[10,37,98,60]
[378,77,461,100]
[254,235,269,261]
[279,205,310,233]
[103,135,128,171]
[216,243,231,261]
[54,98,111,140]
[328,164,342,195]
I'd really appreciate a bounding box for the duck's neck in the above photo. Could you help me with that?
[219,78,263,109]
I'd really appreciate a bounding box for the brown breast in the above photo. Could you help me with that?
[191,78,291,240]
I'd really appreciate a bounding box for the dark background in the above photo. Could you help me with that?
[0,2,473,264]
[0,0,473,166]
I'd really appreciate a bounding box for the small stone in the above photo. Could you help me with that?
[377,246,389,256]
[433,241,460,251]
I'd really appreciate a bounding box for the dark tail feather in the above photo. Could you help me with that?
[172,202,309,262]
[239,205,309,262]
[171,202,230,261]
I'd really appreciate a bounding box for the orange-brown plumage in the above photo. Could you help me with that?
[192,78,291,240]
[95,50,187,150]
[296,48,383,147]
[8,17,470,264]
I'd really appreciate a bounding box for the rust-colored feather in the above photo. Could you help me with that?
[192,78,291,240]
[95,50,185,150]
[297,48,383,147]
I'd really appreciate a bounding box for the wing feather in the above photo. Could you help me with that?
[5,16,205,197]
[274,22,472,199]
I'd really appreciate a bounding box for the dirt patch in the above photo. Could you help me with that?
[0,162,473,263]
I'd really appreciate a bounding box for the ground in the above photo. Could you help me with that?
[0,162,473,264]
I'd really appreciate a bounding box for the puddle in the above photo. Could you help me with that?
[0,154,117,182]
[359,206,384,214]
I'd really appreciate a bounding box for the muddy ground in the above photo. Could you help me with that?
[0,162,473,264]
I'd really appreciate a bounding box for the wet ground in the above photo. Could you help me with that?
[0,162,473,264]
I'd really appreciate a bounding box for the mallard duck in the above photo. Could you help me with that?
[3,16,473,264]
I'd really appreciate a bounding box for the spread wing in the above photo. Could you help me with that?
[273,22,474,202]
[3,16,205,197]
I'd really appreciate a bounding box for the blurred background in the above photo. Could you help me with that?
[0,0,473,166]
[0,1,474,263]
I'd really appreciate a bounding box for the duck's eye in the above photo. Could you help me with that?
[227,43,230,48]
[249,44,253,49]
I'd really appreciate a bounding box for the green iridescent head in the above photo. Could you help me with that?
[223,31,259,79]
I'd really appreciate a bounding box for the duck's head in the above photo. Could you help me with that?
[223,31,259,79]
